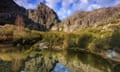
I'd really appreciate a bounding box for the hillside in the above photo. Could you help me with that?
[0,0,59,31]
[51,4,120,32]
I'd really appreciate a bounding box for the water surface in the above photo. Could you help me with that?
[0,49,119,72]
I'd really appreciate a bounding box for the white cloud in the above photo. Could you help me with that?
[81,0,88,3]
[14,0,35,9]
[87,4,101,11]
[14,0,44,9]
[15,0,120,19]
[95,0,114,5]
[61,0,74,8]
[45,0,60,9]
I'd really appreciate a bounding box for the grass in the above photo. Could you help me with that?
[0,21,120,53]
[0,24,42,47]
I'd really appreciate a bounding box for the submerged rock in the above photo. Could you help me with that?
[106,50,118,58]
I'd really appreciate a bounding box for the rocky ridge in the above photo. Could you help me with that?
[0,0,120,32]
[0,0,26,14]
[51,4,120,32]
[0,0,59,31]
[28,3,59,30]
[0,0,27,25]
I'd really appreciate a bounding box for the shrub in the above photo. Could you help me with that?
[109,30,120,48]
[64,33,79,48]
[42,32,65,49]
[88,32,111,52]
[77,33,93,48]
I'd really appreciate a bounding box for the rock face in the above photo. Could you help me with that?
[0,0,59,31]
[28,3,59,30]
[51,4,120,32]
[0,0,26,13]
[0,0,27,25]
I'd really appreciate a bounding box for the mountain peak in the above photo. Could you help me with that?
[37,2,52,11]
[28,3,59,30]
[39,2,46,6]
[0,0,26,13]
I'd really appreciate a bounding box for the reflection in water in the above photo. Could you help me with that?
[52,63,70,72]
[0,60,12,72]
[0,50,120,72]
[24,55,55,72]
[22,50,110,72]
[66,50,112,72]
[113,64,120,72]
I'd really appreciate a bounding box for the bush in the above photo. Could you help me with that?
[93,38,110,50]
[42,32,65,49]
[87,32,111,52]
[64,33,79,48]
[77,33,93,48]
[109,30,120,48]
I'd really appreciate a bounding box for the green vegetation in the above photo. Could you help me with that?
[0,24,42,51]
[77,32,93,48]
[109,30,120,48]
[0,24,42,42]
[41,31,65,49]
[0,19,120,53]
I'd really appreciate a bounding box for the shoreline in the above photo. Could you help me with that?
[67,48,120,63]
[0,45,120,63]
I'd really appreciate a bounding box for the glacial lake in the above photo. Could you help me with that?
[0,49,120,72]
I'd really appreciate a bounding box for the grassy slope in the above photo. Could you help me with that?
[0,18,120,53]
[0,24,42,43]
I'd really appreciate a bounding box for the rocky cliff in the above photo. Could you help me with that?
[0,0,27,25]
[28,3,59,30]
[51,4,120,32]
[0,0,59,31]
[1,0,120,32]
[0,0,26,13]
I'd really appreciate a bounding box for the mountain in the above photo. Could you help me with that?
[0,0,27,25]
[0,0,59,31]
[28,3,59,30]
[51,4,120,32]
[0,0,120,32]
[0,0,26,13]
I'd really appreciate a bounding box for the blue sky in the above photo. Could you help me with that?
[14,0,120,20]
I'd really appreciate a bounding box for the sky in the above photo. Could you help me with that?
[14,0,120,20]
